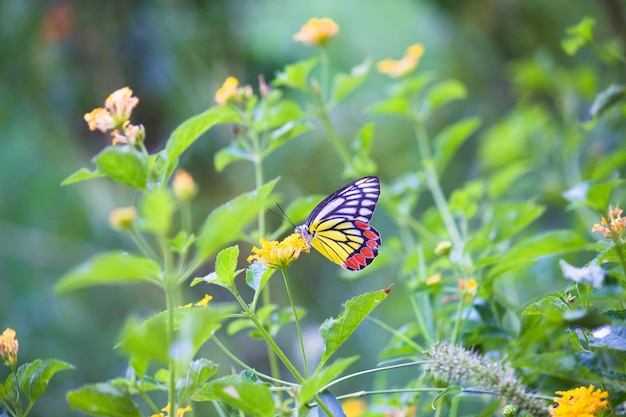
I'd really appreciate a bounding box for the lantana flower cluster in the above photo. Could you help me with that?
[84,86,145,145]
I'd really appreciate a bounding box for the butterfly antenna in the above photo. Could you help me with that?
[268,203,296,227]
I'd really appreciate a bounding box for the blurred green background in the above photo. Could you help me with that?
[0,1,620,415]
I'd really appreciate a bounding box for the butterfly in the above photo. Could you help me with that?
[295,176,381,271]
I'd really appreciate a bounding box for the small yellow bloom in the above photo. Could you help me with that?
[0,327,19,368]
[426,273,441,285]
[112,120,145,146]
[152,404,192,417]
[342,399,367,417]
[172,169,198,201]
[459,278,477,297]
[293,18,339,46]
[377,43,425,78]
[84,107,115,132]
[104,87,139,122]
[215,77,240,106]
[247,233,310,270]
[109,207,137,230]
[195,294,213,307]
[592,207,626,239]
[550,384,608,417]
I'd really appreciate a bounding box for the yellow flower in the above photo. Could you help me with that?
[426,273,441,285]
[592,207,626,239]
[459,278,477,297]
[152,404,192,417]
[247,233,310,270]
[112,120,145,145]
[84,87,141,144]
[342,399,367,417]
[377,43,425,78]
[215,76,240,106]
[550,385,608,417]
[172,169,198,201]
[84,107,115,132]
[293,18,339,46]
[0,327,19,368]
[195,294,213,307]
[104,87,139,122]
[109,207,137,230]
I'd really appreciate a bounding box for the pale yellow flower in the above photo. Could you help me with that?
[0,327,19,368]
[550,384,608,417]
[215,77,240,106]
[247,233,310,269]
[377,43,425,78]
[151,404,192,417]
[293,18,339,46]
[459,278,477,297]
[172,169,198,201]
[195,294,213,307]
[109,207,137,230]
[342,399,367,417]
[104,87,139,122]
[84,107,115,132]
[112,120,145,145]
[592,207,626,239]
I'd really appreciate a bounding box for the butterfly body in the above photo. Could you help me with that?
[295,176,381,271]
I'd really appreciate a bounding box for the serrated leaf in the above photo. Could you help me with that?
[426,79,467,111]
[67,382,141,417]
[61,167,105,186]
[56,252,160,294]
[195,179,280,263]
[488,230,588,280]
[589,84,626,119]
[214,143,251,172]
[92,146,148,190]
[177,358,219,404]
[331,59,370,103]
[559,260,605,289]
[434,117,481,173]
[298,357,358,406]
[274,57,319,91]
[18,359,74,403]
[165,106,241,163]
[197,246,243,290]
[140,189,175,235]
[523,294,570,316]
[199,376,274,417]
[319,289,390,367]
[246,261,275,293]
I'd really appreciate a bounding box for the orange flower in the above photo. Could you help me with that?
[247,233,310,270]
[459,278,477,298]
[550,385,608,417]
[377,43,425,78]
[0,327,19,368]
[109,207,137,230]
[84,107,115,132]
[592,207,626,239]
[293,18,339,46]
[84,87,142,145]
[172,169,198,201]
[342,399,367,417]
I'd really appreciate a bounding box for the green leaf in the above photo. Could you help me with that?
[488,230,589,280]
[199,376,275,417]
[344,123,377,178]
[18,359,74,403]
[319,288,390,367]
[308,390,346,417]
[246,262,276,305]
[194,246,243,290]
[523,294,570,317]
[67,382,141,417]
[195,178,280,263]
[588,326,626,350]
[426,79,467,111]
[434,117,481,173]
[92,146,148,190]
[178,358,220,404]
[140,189,175,235]
[61,167,105,186]
[589,84,626,119]
[331,59,370,103]
[165,106,241,163]
[559,260,605,289]
[268,122,313,152]
[262,99,304,131]
[214,143,251,172]
[562,17,596,56]
[562,179,622,212]
[368,95,411,117]
[117,304,236,364]
[56,252,160,294]
[274,57,319,91]
[487,161,529,198]
[298,357,358,406]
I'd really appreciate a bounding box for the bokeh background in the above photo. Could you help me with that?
[0,1,620,415]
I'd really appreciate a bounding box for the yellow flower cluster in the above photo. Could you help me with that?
[151,404,192,417]
[0,327,19,368]
[293,18,339,46]
[592,207,626,239]
[108,207,137,230]
[377,43,425,78]
[550,385,608,417]
[84,87,144,145]
[247,233,310,270]
[214,77,253,106]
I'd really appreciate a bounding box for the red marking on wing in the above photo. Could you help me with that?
[355,221,369,230]
[366,240,378,249]
[360,247,374,258]
[344,258,359,270]
[363,230,378,240]
[353,253,367,266]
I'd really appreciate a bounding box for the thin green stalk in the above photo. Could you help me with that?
[128,228,158,261]
[319,45,330,101]
[11,368,22,417]
[321,361,425,392]
[212,337,297,387]
[450,292,467,345]
[317,107,353,170]
[367,317,422,352]
[165,283,177,417]
[281,268,308,378]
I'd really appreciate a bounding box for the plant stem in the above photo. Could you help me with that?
[281,268,309,378]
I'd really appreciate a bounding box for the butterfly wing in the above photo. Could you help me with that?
[300,176,381,271]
